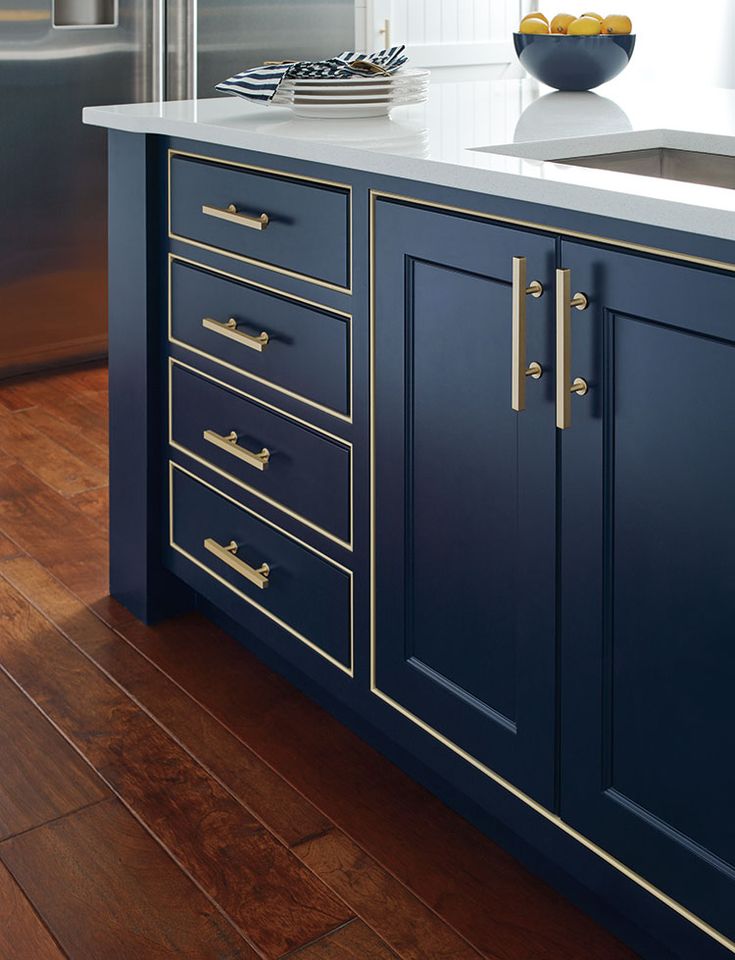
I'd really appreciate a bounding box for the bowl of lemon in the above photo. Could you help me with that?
[514,12,635,90]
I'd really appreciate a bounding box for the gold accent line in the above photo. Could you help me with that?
[367,190,735,956]
[169,358,353,551]
[168,149,353,294]
[168,254,353,424]
[168,253,353,423]
[371,190,735,273]
[169,461,354,676]
[169,252,352,317]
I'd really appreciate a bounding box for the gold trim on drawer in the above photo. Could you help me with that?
[367,188,735,957]
[168,254,353,424]
[169,357,353,551]
[168,149,353,294]
[170,461,354,676]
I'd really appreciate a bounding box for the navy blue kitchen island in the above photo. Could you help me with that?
[89,89,735,960]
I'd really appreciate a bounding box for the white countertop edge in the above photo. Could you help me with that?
[83,100,735,248]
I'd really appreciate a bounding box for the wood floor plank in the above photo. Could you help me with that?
[0,797,256,960]
[69,486,109,531]
[0,375,108,448]
[0,460,109,605]
[0,574,352,959]
[0,408,106,497]
[2,554,333,847]
[0,531,21,560]
[119,616,637,960]
[289,921,398,959]
[0,671,109,839]
[18,406,108,473]
[0,860,67,960]
[295,830,483,960]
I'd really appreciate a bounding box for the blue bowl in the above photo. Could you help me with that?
[513,33,636,91]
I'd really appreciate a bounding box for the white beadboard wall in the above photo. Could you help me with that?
[360,0,526,65]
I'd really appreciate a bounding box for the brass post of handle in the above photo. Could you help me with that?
[204,538,270,589]
[555,268,589,430]
[201,316,270,352]
[201,202,270,231]
[511,256,544,412]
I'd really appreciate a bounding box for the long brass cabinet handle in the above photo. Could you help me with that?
[201,316,270,352]
[201,202,270,231]
[511,256,543,412]
[204,538,270,589]
[555,268,589,430]
[203,429,270,470]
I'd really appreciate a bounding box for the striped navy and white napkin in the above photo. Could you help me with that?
[216,47,408,104]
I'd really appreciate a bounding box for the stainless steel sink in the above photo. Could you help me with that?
[553,148,735,190]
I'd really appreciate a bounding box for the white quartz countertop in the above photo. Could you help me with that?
[83,72,735,243]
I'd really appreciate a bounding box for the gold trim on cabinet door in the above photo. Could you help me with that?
[169,460,354,676]
[168,254,353,424]
[370,190,735,274]
[168,148,353,294]
[169,357,354,551]
[367,188,735,956]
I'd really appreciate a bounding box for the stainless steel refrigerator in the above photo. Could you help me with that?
[0,0,354,377]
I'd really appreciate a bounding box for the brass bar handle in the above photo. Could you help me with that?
[201,203,270,231]
[202,316,269,352]
[511,256,543,412]
[203,430,270,471]
[555,268,589,430]
[204,538,270,589]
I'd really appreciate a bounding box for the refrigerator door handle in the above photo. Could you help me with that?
[167,0,197,100]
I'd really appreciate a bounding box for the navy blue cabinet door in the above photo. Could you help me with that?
[372,198,558,805]
[559,240,735,938]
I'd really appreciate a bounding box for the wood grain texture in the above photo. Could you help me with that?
[120,616,637,960]
[69,486,109,532]
[0,367,108,449]
[2,554,332,847]
[0,670,109,839]
[295,830,484,960]
[0,459,109,606]
[0,407,106,497]
[0,573,351,959]
[18,406,108,474]
[0,531,21,560]
[0,797,256,960]
[0,860,67,960]
[290,921,399,959]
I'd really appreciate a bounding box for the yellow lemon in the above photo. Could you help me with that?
[521,11,549,25]
[601,14,632,34]
[550,12,576,33]
[567,15,602,34]
[519,16,550,33]
[581,11,604,19]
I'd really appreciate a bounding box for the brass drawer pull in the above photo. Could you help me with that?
[511,256,543,412]
[555,268,589,430]
[202,202,270,231]
[204,538,270,589]
[203,429,270,470]
[202,316,270,352]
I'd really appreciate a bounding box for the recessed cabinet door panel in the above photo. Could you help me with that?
[372,198,557,805]
[559,240,735,938]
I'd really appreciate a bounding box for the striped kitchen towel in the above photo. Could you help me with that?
[215,47,408,104]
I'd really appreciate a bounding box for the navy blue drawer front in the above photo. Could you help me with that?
[168,152,351,290]
[170,463,352,673]
[170,360,351,547]
[170,258,350,419]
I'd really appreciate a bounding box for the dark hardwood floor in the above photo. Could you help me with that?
[0,362,639,960]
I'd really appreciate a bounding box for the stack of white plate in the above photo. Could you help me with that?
[272,68,429,118]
